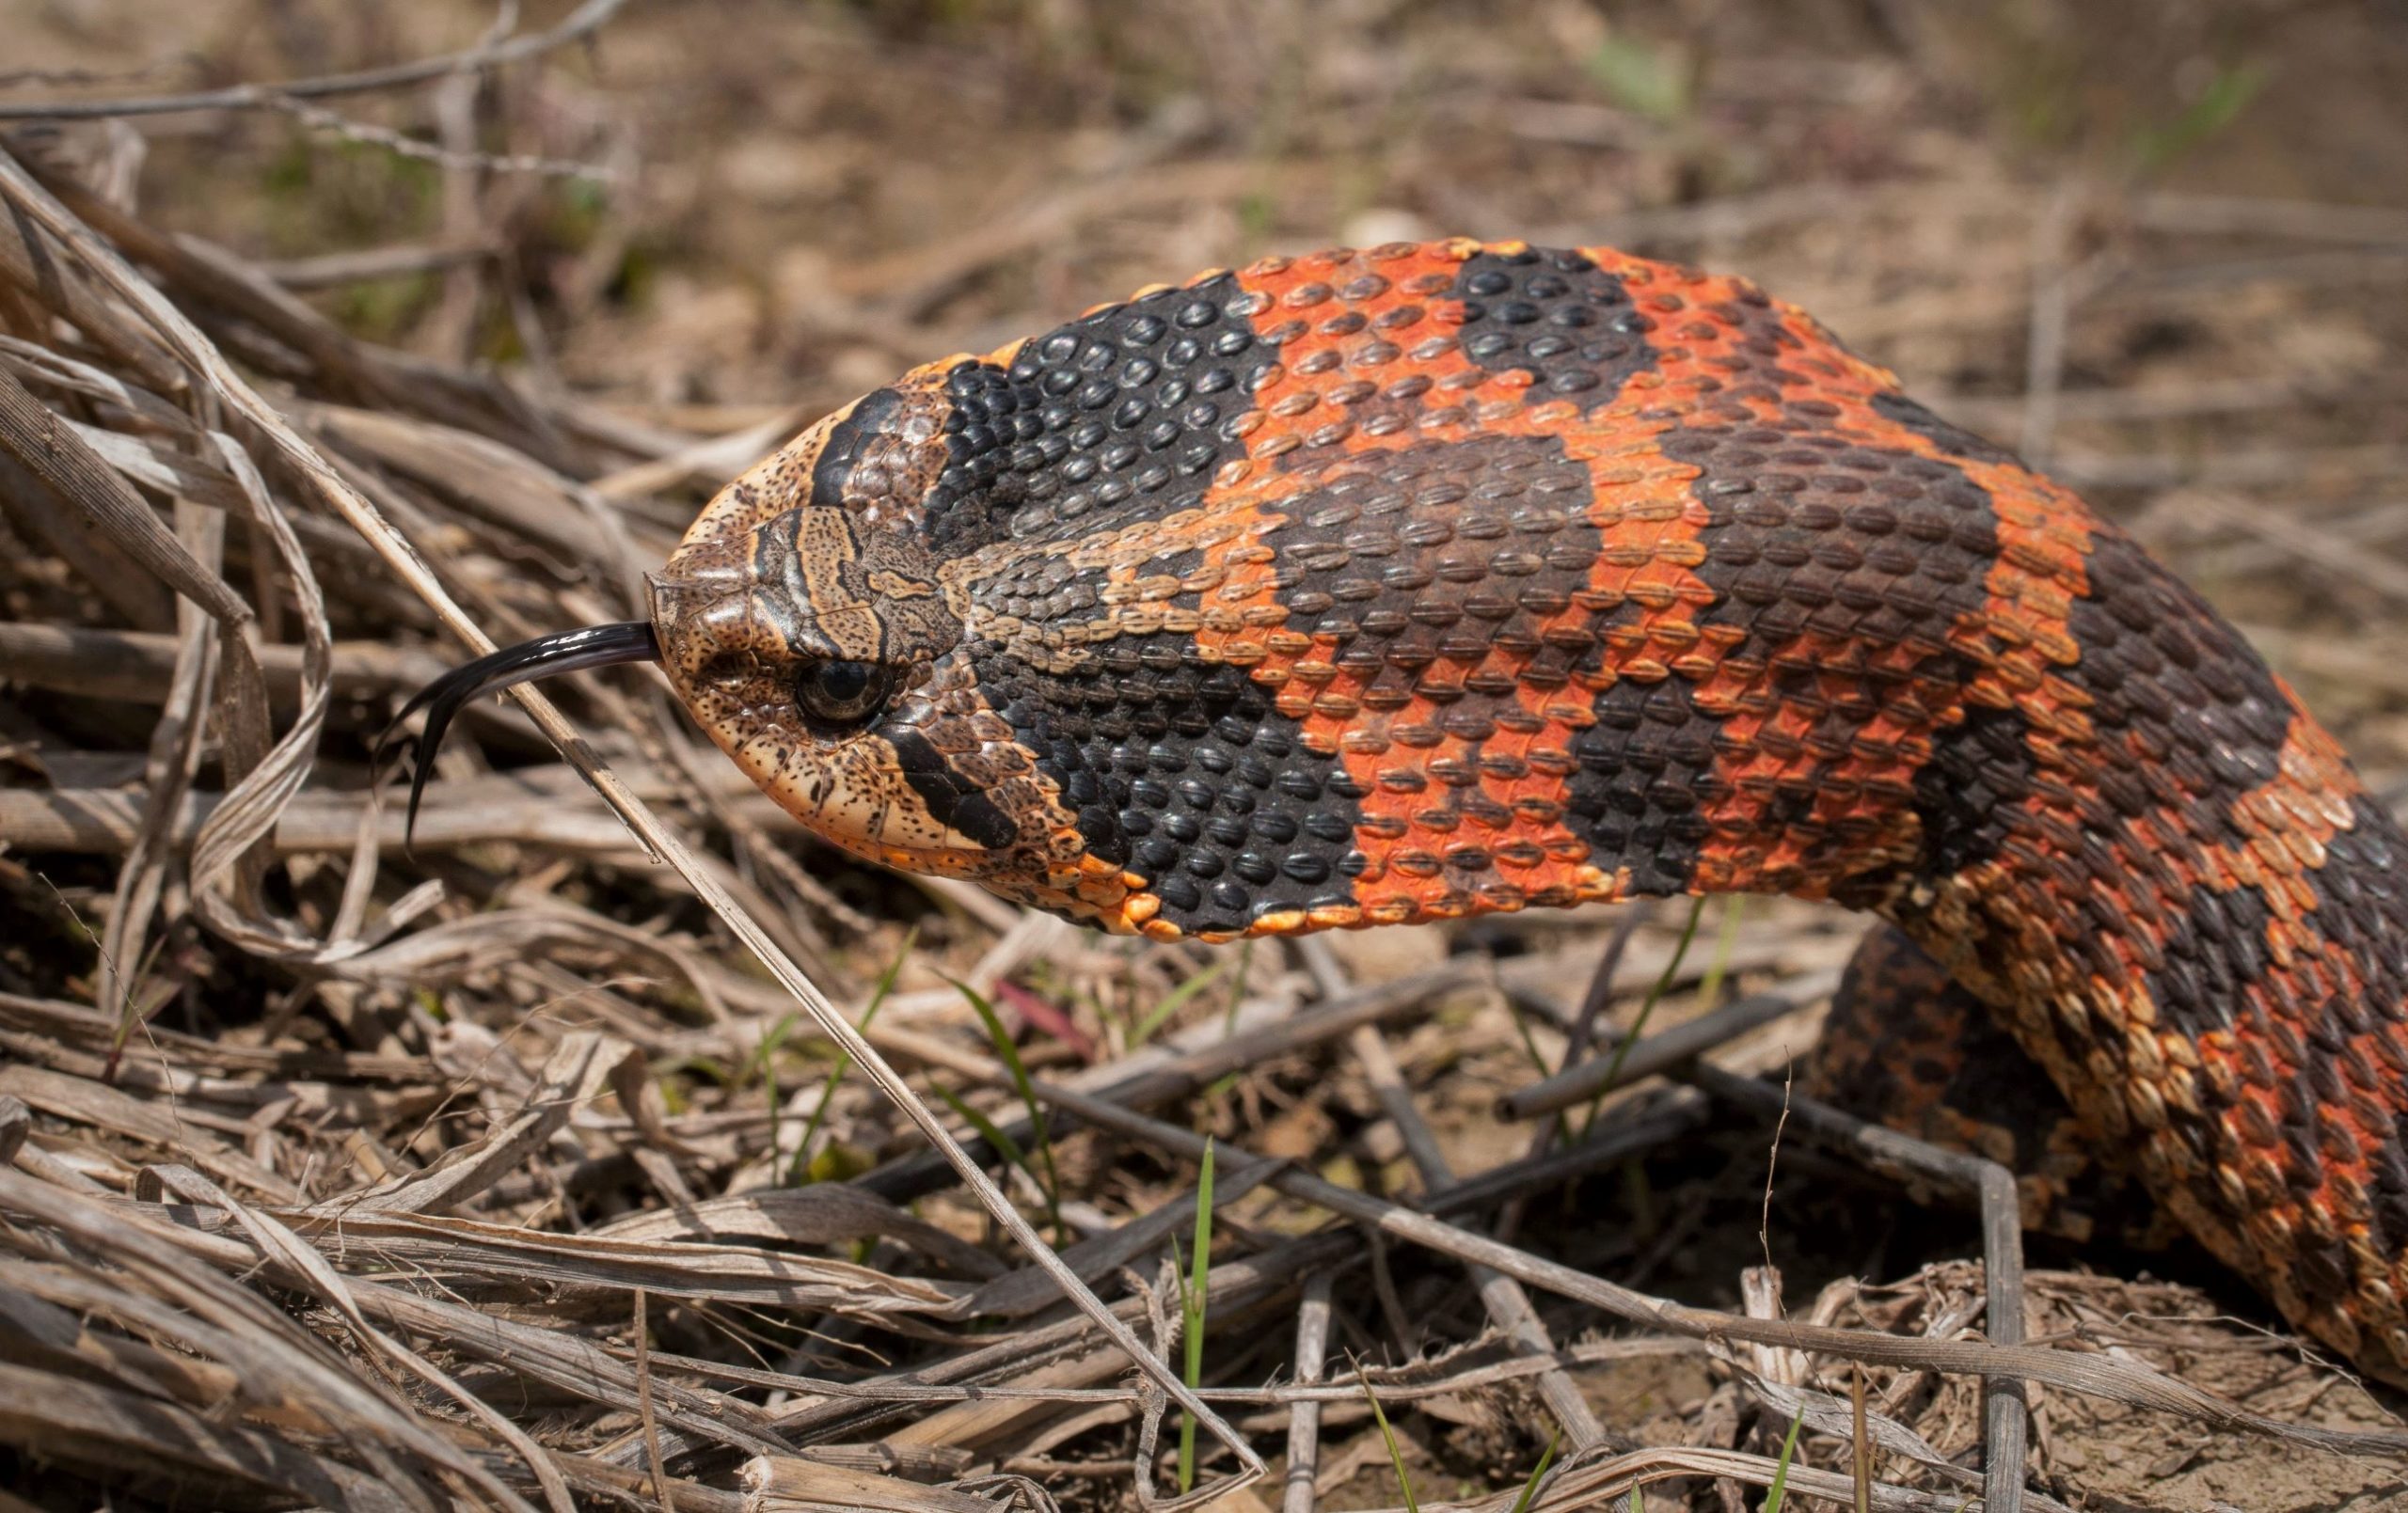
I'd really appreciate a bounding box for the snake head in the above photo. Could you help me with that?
[392,380,1141,922]
[638,386,1147,919]
[643,497,1004,870]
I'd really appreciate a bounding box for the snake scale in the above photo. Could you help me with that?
[396,239,2408,1383]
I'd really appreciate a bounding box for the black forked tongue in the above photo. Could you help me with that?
[377,622,660,853]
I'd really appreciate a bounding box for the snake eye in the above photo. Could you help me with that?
[794,658,898,729]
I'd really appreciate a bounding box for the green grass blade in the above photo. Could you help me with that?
[1508,1427,1560,1513]
[949,973,1066,1242]
[931,1080,1030,1171]
[1177,1139,1216,1492]
[790,927,915,1184]
[1583,894,1706,1131]
[1131,953,1232,1047]
[749,1009,799,1164]
[1504,990,1576,1150]
[1354,1360,1418,1513]
[1764,1405,1807,1512]
[1693,895,1746,1010]
[1225,941,1253,1034]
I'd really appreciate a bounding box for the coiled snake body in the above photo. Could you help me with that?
[399,240,2408,1381]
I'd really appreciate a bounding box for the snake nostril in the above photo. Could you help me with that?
[697,651,755,688]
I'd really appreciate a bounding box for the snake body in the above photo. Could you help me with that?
[420,239,2408,1379]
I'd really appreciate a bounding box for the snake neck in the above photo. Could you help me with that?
[1868,520,2408,1373]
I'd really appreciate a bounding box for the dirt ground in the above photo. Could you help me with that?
[6,1,2408,1509]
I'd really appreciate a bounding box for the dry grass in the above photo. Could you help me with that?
[4,3,2408,1509]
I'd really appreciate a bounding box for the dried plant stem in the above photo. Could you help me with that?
[1300,939,1606,1452]
[873,1019,2408,1459]
[1283,1271,1336,1513]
